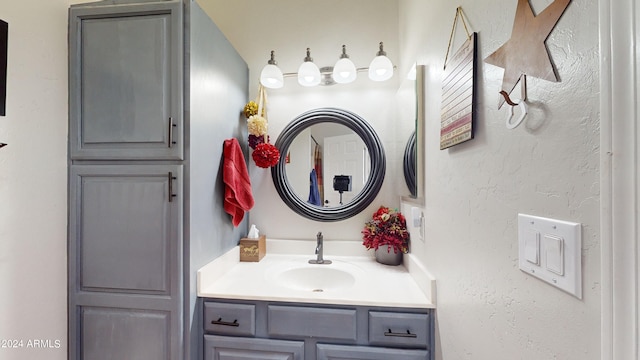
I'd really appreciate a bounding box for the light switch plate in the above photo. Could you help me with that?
[518,214,582,299]
[411,206,422,228]
[410,206,424,242]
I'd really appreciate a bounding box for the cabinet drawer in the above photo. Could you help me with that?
[268,305,357,341]
[317,343,428,360]
[204,302,255,336]
[205,335,304,360]
[368,311,429,348]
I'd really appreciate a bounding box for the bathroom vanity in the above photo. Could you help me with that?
[203,299,431,359]
[198,240,436,360]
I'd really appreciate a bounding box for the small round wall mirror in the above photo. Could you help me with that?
[271,108,386,222]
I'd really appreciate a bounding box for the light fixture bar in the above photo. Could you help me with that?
[260,43,395,87]
[281,66,396,78]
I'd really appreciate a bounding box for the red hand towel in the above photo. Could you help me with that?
[223,138,254,227]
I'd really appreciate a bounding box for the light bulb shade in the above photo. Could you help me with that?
[368,55,394,81]
[297,61,321,87]
[260,64,284,89]
[332,58,357,84]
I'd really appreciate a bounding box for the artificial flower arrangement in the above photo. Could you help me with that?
[362,206,410,254]
[243,85,280,168]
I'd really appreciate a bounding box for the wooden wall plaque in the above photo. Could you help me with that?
[440,32,477,150]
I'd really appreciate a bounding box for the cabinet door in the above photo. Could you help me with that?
[68,164,183,360]
[204,335,304,360]
[69,1,183,160]
[317,344,429,360]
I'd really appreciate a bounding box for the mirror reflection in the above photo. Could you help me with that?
[285,123,370,208]
[396,63,424,201]
[271,107,386,222]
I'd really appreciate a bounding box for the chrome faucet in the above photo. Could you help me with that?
[309,231,331,264]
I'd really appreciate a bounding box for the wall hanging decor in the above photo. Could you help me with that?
[0,19,6,117]
[1,19,7,149]
[485,0,571,109]
[440,7,477,150]
[245,85,280,168]
[503,88,528,129]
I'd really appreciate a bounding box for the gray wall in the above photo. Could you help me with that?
[185,1,249,359]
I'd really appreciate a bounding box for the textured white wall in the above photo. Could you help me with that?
[0,1,90,359]
[400,0,601,359]
[0,0,602,359]
[201,0,402,241]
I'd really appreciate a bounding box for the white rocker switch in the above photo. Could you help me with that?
[544,234,564,275]
[524,229,540,265]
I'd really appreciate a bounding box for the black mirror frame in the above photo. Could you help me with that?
[271,107,386,222]
[403,130,417,197]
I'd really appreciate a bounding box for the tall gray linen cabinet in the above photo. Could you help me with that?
[67,1,249,359]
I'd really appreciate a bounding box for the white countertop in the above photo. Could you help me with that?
[197,239,436,309]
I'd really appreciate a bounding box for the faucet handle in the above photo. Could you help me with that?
[317,231,323,240]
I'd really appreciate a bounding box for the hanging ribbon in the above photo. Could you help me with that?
[249,84,280,168]
[256,84,269,143]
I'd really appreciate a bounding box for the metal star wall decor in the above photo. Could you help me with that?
[485,0,571,108]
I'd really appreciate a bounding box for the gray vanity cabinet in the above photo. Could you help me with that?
[68,1,249,359]
[69,0,183,160]
[203,299,434,360]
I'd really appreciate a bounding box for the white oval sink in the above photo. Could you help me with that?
[268,261,365,292]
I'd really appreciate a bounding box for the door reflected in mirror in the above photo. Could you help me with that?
[285,122,370,208]
[272,107,385,222]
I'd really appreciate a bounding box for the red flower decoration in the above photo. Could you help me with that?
[248,134,269,150]
[362,206,409,254]
[252,143,280,168]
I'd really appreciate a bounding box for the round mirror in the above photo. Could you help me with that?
[271,108,386,222]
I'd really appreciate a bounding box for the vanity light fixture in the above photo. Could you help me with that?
[259,50,284,89]
[297,48,321,87]
[368,42,394,82]
[332,45,357,84]
[259,42,395,88]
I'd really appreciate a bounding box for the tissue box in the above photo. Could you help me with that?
[239,235,266,262]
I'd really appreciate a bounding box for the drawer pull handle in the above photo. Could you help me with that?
[211,318,239,327]
[168,117,177,147]
[384,329,417,338]
[168,172,177,202]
